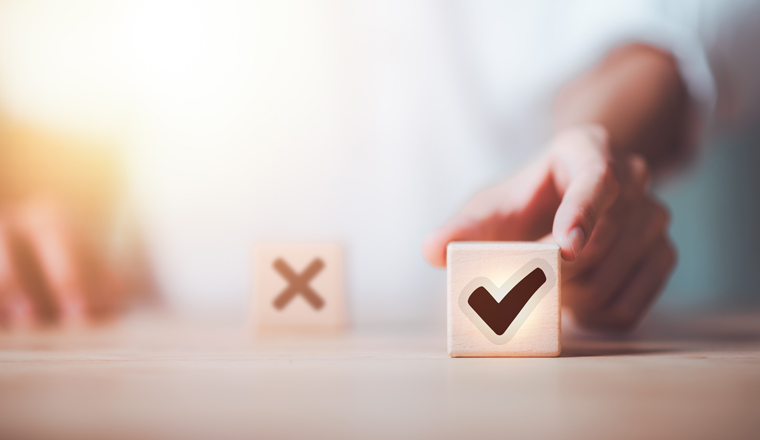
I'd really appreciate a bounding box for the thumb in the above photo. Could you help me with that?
[423,159,557,267]
[422,219,483,268]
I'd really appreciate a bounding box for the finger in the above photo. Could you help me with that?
[550,127,621,261]
[562,156,649,280]
[552,162,620,261]
[575,237,676,331]
[561,205,629,281]
[586,199,669,309]
[15,203,89,326]
[605,238,676,329]
[567,198,670,311]
[0,221,35,329]
[628,154,651,191]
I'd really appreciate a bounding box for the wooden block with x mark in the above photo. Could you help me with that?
[253,243,347,333]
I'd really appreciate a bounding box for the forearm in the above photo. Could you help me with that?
[553,43,691,173]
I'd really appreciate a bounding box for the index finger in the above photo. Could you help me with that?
[550,127,621,261]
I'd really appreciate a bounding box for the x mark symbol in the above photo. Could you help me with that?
[272,258,325,310]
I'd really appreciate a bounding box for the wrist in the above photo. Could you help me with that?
[548,124,614,163]
[553,43,690,173]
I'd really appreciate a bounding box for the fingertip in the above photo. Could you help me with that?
[557,226,586,261]
[422,230,448,268]
[628,154,651,189]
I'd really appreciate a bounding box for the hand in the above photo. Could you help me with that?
[423,125,676,331]
[0,198,124,329]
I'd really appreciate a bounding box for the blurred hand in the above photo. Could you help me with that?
[0,197,123,329]
[423,125,676,331]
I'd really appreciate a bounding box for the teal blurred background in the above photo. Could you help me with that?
[659,118,760,309]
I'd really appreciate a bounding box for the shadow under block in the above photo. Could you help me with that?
[448,242,561,357]
[253,243,347,333]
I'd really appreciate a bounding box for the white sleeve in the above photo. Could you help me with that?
[555,0,717,141]
[698,0,760,128]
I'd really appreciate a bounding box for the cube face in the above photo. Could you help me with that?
[253,243,347,333]
[448,242,561,357]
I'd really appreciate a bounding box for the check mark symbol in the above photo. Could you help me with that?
[467,268,547,336]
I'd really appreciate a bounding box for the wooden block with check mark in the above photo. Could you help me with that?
[448,242,561,357]
[253,243,347,333]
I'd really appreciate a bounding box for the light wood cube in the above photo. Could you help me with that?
[448,242,561,357]
[253,243,347,333]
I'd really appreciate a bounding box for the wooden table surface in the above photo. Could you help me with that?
[1,309,759,440]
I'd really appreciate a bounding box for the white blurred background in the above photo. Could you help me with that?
[0,0,758,325]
